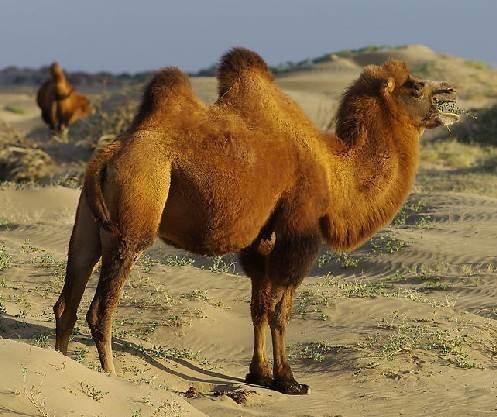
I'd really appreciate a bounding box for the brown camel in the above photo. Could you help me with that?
[53,49,458,394]
[36,61,92,138]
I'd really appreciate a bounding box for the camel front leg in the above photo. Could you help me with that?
[267,231,321,394]
[247,277,272,386]
[240,243,272,387]
[268,285,308,394]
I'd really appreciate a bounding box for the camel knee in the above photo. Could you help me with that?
[249,279,271,324]
[250,286,270,321]
[269,304,289,330]
[268,290,294,328]
[54,295,75,321]
[269,313,287,330]
[251,304,268,325]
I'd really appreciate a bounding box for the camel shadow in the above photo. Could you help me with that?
[111,338,245,386]
[0,222,28,233]
[0,315,51,340]
[0,314,244,387]
[0,405,33,417]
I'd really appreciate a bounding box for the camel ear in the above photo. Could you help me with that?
[382,77,395,96]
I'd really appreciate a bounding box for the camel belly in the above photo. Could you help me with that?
[158,175,279,255]
[159,201,270,255]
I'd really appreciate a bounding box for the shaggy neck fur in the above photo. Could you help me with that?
[321,92,420,250]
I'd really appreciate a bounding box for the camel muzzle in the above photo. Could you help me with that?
[431,82,463,126]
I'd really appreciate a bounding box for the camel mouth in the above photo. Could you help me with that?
[432,96,464,126]
[437,111,461,126]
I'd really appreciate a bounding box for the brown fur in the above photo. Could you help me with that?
[54,49,455,394]
[36,61,92,136]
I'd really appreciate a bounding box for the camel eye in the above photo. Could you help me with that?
[406,79,421,89]
[404,79,424,98]
[412,89,423,98]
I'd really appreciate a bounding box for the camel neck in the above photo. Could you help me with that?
[321,116,420,251]
[54,75,72,95]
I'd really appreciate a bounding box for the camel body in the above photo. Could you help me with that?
[54,49,457,394]
[36,62,91,136]
[101,116,328,256]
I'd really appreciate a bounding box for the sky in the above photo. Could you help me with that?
[0,0,495,73]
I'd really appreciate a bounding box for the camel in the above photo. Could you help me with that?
[53,48,458,394]
[36,61,92,139]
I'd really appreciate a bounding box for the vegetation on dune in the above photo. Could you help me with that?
[69,87,140,145]
[332,44,396,59]
[0,245,11,272]
[410,61,439,78]
[0,65,151,87]
[416,139,497,197]
[464,59,491,71]
[289,341,340,362]
[273,44,396,74]
[454,104,497,145]
[0,120,54,182]
[3,104,25,115]
[421,139,497,169]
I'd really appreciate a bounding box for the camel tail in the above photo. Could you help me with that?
[217,47,273,96]
[84,140,122,236]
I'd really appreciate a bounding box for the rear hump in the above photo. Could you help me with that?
[131,67,198,127]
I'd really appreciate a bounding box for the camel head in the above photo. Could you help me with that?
[49,61,65,79]
[393,82,459,130]
[335,60,459,145]
[380,60,459,130]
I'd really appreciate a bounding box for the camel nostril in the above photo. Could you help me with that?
[433,88,455,95]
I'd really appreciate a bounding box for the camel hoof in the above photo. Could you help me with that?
[245,372,273,388]
[272,379,309,395]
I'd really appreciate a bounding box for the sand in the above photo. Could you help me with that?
[0,339,206,417]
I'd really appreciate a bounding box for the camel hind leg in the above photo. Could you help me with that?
[54,193,101,354]
[86,234,137,374]
[86,169,171,374]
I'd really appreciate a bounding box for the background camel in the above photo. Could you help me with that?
[36,61,92,139]
[53,49,458,395]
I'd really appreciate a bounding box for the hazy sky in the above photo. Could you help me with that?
[1,0,495,73]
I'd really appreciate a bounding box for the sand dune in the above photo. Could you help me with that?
[0,339,207,417]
